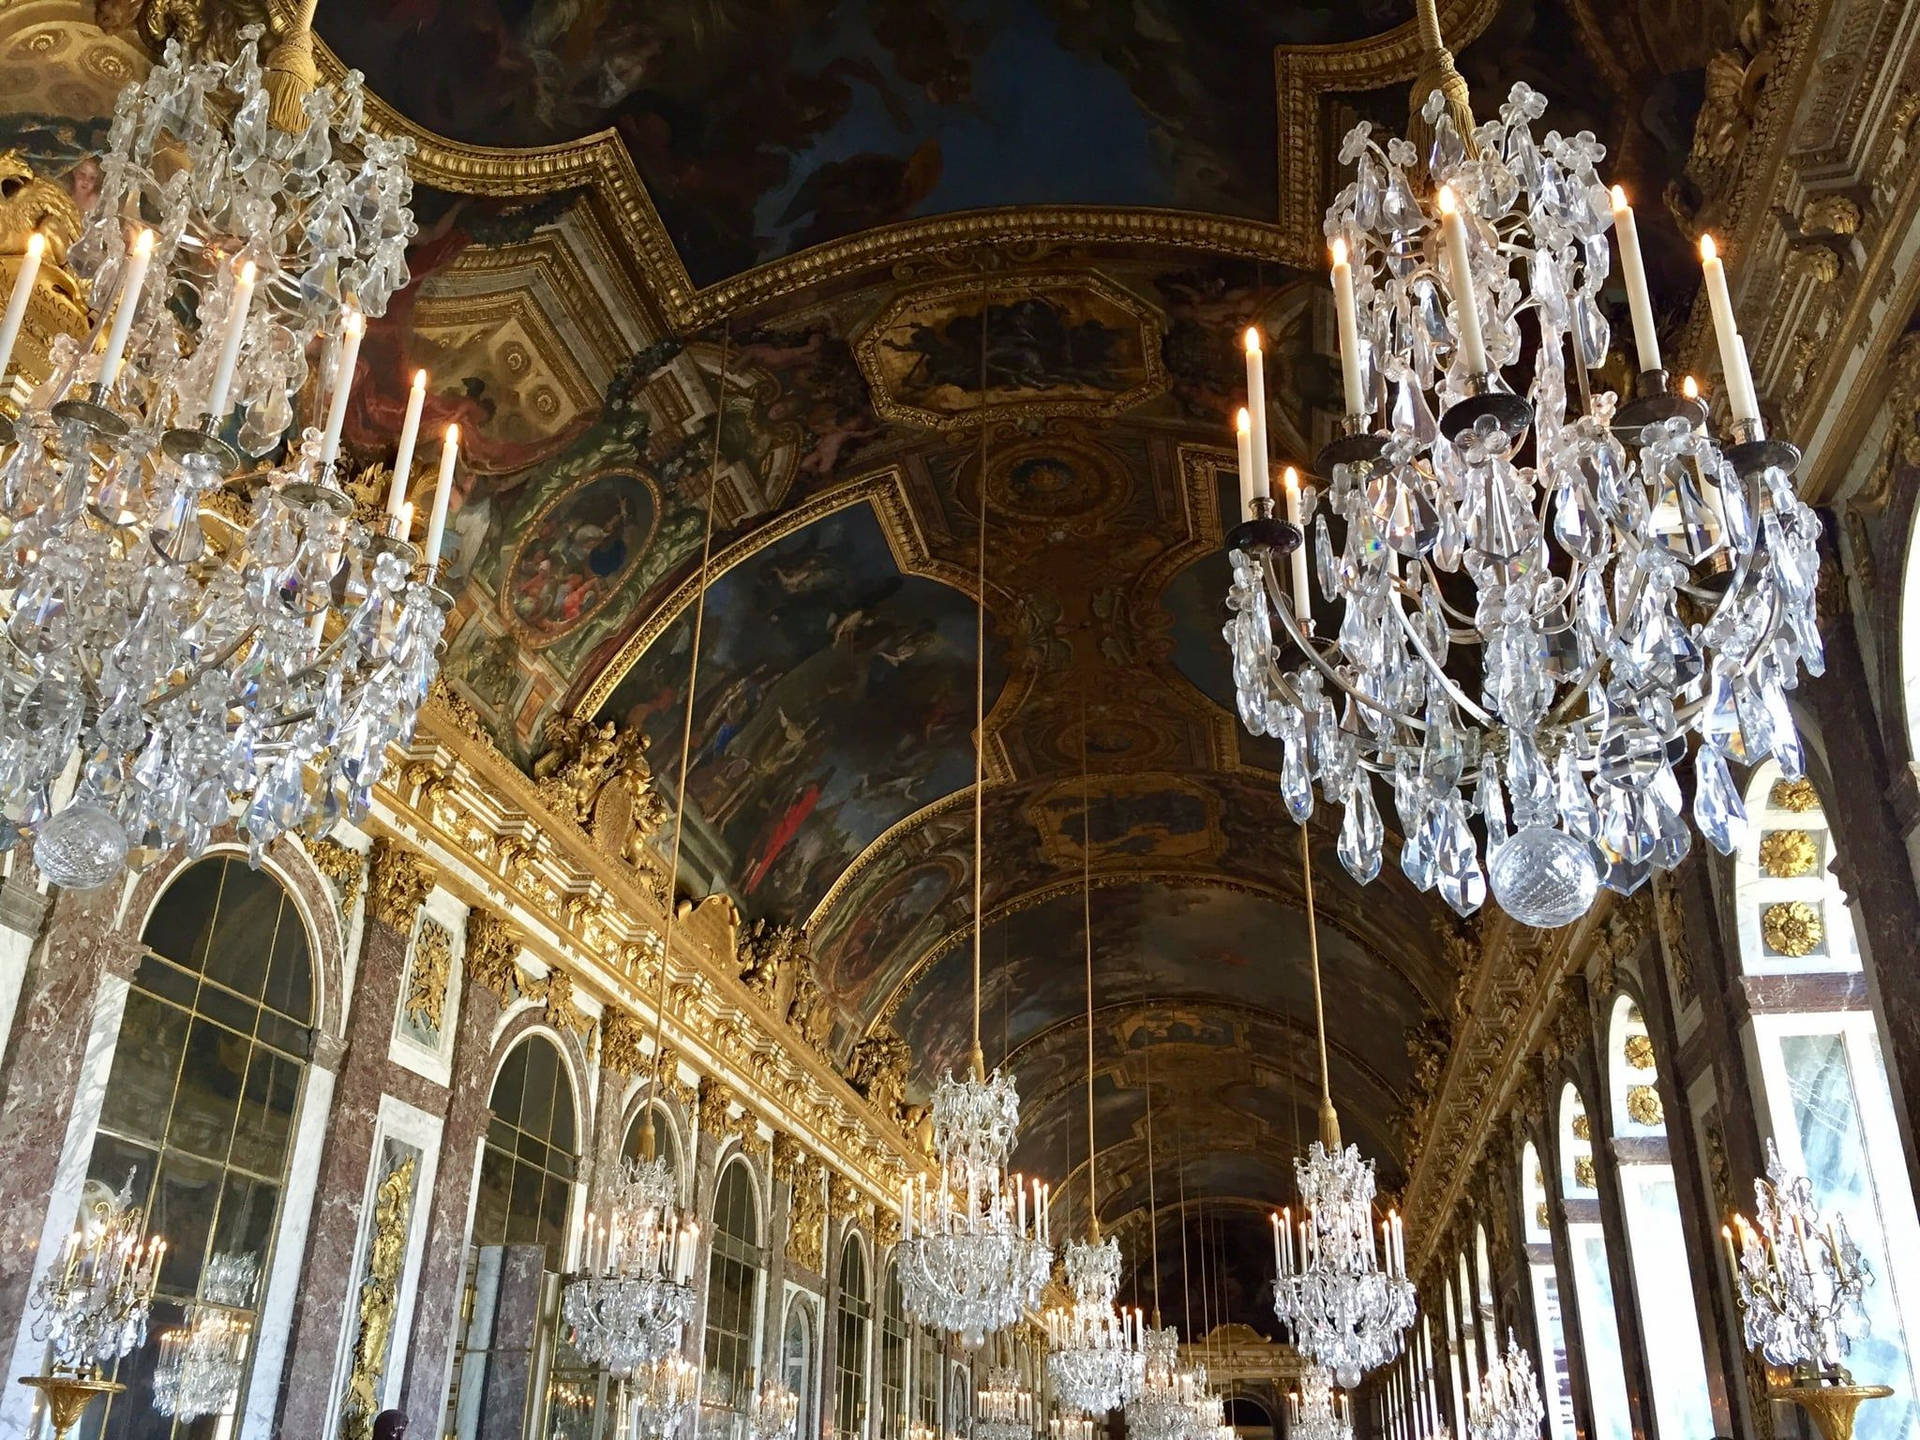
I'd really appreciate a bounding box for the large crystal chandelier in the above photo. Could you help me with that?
[1269,830,1415,1386]
[27,1173,164,1374]
[628,1352,699,1440]
[1286,1367,1353,1440]
[151,1251,256,1422]
[562,1155,699,1375]
[750,1379,800,1440]
[0,20,450,889]
[974,1365,1038,1440]
[1223,0,1822,927]
[899,428,1050,1343]
[1466,1337,1546,1440]
[1045,1236,1143,1413]
[1043,762,1144,1413]
[1124,1325,1201,1440]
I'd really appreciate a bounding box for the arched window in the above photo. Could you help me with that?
[703,1159,765,1438]
[785,1301,818,1440]
[81,857,314,1435]
[1472,1224,1496,1361]
[448,1034,578,1438]
[834,1238,871,1440]
[946,1360,970,1439]
[1455,1252,1481,1407]
[879,1260,908,1440]
[1520,1141,1575,1440]
[1225,1396,1272,1437]
[1442,1275,1466,1439]
[1732,765,1920,1440]
[1557,1085,1631,1440]
[1605,995,1714,1438]
[914,1313,941,1428]
[1418,1313,1441,1438]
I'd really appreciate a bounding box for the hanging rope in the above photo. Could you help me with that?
[969,310,990,1081]
[1082,689,1099,1239]
[642,324,729,1158]
[1145,1041,1160,1326]
[1176,1111,1192,1342]
[1302,823,1341,1150]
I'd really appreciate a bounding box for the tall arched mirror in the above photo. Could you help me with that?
[833,1237,870,1440]
[1520,1140,1576,1440]
[702,1158,766,1439]
[1557,1085,1631,1440]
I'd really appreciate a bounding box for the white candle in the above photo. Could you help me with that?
[1698,235,1760,424]
[425,422,458,572]
[204,259,256,420]
[1017,1177,1027,1235]
[320,307,364,464]
[387,368,427,526]
[1234,407,1255,523]
[1243,327,1272,503]
[1435,187,1488,374]
[1282,465,1310,621]
[1609,187,1661,374]
[1330,236,1367,416]
[0,231,45,389]
[99,228,155,390]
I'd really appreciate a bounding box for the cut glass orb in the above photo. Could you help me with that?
[35,802,130,890]
[1488,825,1599,928]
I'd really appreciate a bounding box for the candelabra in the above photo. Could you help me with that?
[563,1156,700,1375]
[1726,1141,1889,1440]
[1466,1336,1545,1440]
[898,1070,1053,1345]
[19,1175,165,1437]
[1224,5,1823,928]
[1123,1325,1203,1440]
[1044,1236,1144,1413]
[1271,1147,1414,1386]
[1287,1367,1353,1440]
[0,22,453,891]
[751,1378,800,1440]
[628,1352,699,1440]
[975,1365,1038,1440]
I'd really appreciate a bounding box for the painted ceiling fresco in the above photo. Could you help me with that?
[318,0,1408,285]
[10,0,1732,1269]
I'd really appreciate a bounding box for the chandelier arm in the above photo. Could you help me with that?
[643,325,729,1157]
[1258,558,1429,731]
[1388,592,1495,726]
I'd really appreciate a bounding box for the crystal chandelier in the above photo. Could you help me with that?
[1286,1367,1353,1440]
[628,1352,699,1440]
[1725,1139,1873,1378]
[1466,1336,1545,1440]
[27,1173,164,1375]
[750,1379,800,1440]
[1045,1236,1144,1413]
[1122,1325,1203,1440]
[0,21,454,889]
[974,1365,1038,1440]
[562,1155,700,1375]
[151,1250,256,1422]
[1043,765,1144,1413]
[1269,830,1415,1386]
[899,426,1050,1343]
[1049,1417,1095,1440]
[1223,0,1822,927]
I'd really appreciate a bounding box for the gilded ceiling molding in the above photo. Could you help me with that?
[1271,0,1501,267]
[573,465,1019,724]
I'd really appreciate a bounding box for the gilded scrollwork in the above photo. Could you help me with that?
[339,1148,417,1440]
[464,907,524,1001]
[845,1026,912,1125]
[403,917,454,1040]
[602,1008,650,1076]
[307,836,366,920]
[530,967,591,1035]
[367,839,436,933]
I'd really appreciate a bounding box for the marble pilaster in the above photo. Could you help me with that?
[397,909,512,1435]
[275,839,434,1438]
[0,889,143,1373]
[477,1243,549,1440]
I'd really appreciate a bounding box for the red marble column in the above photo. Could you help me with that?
[0,888,141,1369]
[396,907,513,1434]
[272,839,435,1438]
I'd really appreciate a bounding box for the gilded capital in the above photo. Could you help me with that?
[368,838,436,932]
[602,1008,650,1076]
[464,906,524,1000]
[698,1075,737,1136]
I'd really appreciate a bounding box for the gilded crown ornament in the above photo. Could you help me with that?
[1223,0,1823,928]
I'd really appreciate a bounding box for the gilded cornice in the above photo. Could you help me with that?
[367,696,920,1204]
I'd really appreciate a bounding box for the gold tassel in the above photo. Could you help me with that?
[263,0,322,134]
[1407,0,1478,174]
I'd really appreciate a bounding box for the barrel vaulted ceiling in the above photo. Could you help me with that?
[17,0,1746,1333]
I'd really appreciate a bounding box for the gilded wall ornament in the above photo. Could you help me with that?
[873,1208,901,1249]
[340,1148,417,1440]
[464,907,524,1001]
[403,917,454,1040]
[1770,778,1821,813]
[1653,874,1698,1010]
[1573,1155,1597,1191]
[1762,901,1824,957]
[845,1027,912,1125]
[1623,1034,1657,1071]
[306,837,366,919]
[602,1009,649,1076]
[1570,1112,1591,1142]
[1534,1201,1550,1231]
[1625,1085,1665,1128]
[532,968,590,1035]
[1759,830,1819,879]
[698,1076,737,1137]
[737,918,805,1008]
[367,839,436,933]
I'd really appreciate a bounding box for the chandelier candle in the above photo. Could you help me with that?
[1282,466,1310,621]
[426,422,459,573]
[1434,187,1486,375]
[386,368,428,530]
[202,260,256,421]
[1243,327,1271,502]
[1698,235,1760,426]
[1235,407,1255,522]
[319,307,364,465]
[97,227,153,390]
[1330,237,1366,418]
[1608,188,1661,375]
[0,231,45,387]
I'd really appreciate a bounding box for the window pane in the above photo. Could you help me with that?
[141,862,224,968]
[97,991,189,1145]
[1566,1228,1632,1440]
[231,1048,301,1177]
[151,1151,223,1295]
[165,1018,247,1162]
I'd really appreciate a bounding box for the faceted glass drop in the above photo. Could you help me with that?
[1692,744,1745,856]
[1489,825,1599,928]
[1338,782,1384,884]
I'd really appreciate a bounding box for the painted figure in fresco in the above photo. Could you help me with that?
[882,297,1128,398]
[508,474,654,638]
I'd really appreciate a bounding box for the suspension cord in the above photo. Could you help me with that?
[969,311,989,1080]
[643,323,728,1158]
[1083,689,1098,1238]
[1146,1041,1160,1325]
[1302,823,1341,1149]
